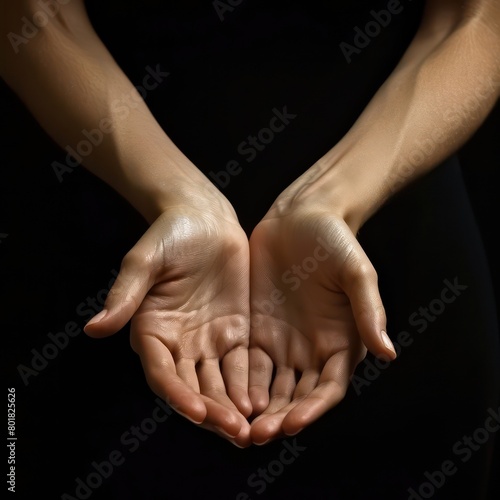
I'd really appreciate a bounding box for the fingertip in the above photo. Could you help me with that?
[174,404,206,425]
[83,310,108,337]
[217,421,252,448]
[234,422,252,448]
[283,426,303,437]
[251,424,270,446]
[169,393,208,426]
[84,309,131,339]
[281,404,312,437]
[249,388,269,416]
[227,387,253,419]
[361,329,397,362]
[238,396,254,419]
[282,414,305,437]
[380,330,397,360]
[250,415,282,445]
[215,417,242,439]
[226,414,244,438]
[254,438,270,446]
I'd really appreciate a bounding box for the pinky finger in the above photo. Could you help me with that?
[281,352,351,436]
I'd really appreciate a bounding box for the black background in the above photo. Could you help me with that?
[1,1,499,499]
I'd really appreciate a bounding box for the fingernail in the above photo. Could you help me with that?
[381,330,396,356]
[84,309,107,329]
[174,408,204,425]
[285,428,303,437]
[215,426,238,439]
[254,438,270,446]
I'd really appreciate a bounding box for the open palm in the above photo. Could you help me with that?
[85,206,252,447]
[248,210,396,444]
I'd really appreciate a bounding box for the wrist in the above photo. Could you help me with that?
[313,153,391,232]
[147,181,239,227]
[113,153,238,226]
[268,152,391,234]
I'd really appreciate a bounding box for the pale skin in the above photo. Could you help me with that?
[2,0,498,447]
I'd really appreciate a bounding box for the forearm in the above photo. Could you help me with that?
[275,0,500,231]
[1,0,219,223]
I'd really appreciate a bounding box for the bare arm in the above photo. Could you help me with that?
[246,0,500,442]
[0,0,228,223]
[271,0,500,231]
[1,0,253,444]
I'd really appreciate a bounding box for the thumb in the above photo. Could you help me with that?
[84,252,154,338]
[340,256,397,361]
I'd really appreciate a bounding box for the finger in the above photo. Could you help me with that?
[293,368,320,399]
[176,358,200,394]
[222,347,252,418]
[132,334,206,424]
[197,358,244,438]
[199,397,248,440]
[265,366,297,414]
[250,412,288,445]
[340,252,396,360]
[281,351,352,436]
[248,346,274,415]
[250,396,306,445]
[84,250,154,338]
[199,415,252,448]
[231,420,252,448]
[249,366,297,444]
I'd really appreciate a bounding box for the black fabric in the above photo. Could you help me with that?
[2,1,499,499]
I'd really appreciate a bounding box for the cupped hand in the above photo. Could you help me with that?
[248,208,396,444]
[84,203,252,447]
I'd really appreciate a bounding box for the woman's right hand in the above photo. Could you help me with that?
[83,191,253,448]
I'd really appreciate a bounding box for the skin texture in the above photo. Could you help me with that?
[86,205,253,447]
[1,0,499,447]
[248,211,393,442]
[243,0,500,443]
